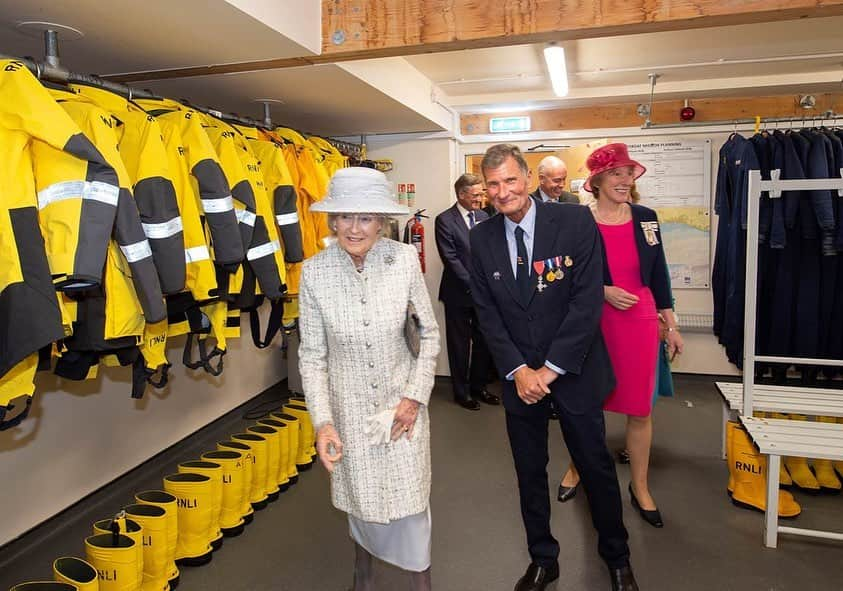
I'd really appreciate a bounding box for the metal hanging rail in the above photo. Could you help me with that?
[643,112,843,130]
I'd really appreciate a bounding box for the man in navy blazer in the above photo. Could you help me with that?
[470,145,637,591]
[435,173,499,410]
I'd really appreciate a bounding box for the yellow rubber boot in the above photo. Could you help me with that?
[269,413,299,485]
[93,517,143,588]
[782,414,821,492]
[248,425,282,502]
[289,397,317,459]
[84,533,140,591]
[178,461,224,551]
[726,420,737,496]
[730,423,801,518]
[282,403,314,468]
[162,473,214,566]
[11,584,77,591]
[769,413,793,487]
[133,491,178,589]
[53,556,99,591]
[813,416,842,492]
[257,419,291,492]
[202,450,246,536]
[123,504,170,591]
[217,441,255,525]
[230,433,270,511]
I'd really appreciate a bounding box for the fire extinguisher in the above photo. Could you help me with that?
[404,209,429,272]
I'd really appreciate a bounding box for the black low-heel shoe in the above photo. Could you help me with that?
[557,482,578,503]
[628,484,663,528]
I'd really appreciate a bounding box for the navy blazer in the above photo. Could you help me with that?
[470,200,615,416]
[601,204,672,310]
[435,204,488,308]
[529,187,579,205]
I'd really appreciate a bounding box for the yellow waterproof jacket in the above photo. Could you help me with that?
[201,116,284,301]
[72,84,186,295]
[49,87,166,329]
[307,136,348,177]
[136,98,244,271]
[0,59,73,424]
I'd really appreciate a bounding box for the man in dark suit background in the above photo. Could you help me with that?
[435,174,500,411]
[529,155,580,204]
[470,145,637,591]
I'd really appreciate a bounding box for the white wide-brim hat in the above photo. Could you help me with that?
[310,166,410,215]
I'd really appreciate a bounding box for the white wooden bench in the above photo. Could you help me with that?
[739,415,843,547]
[715,381,843,458]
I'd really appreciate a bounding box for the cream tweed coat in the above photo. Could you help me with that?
[299,238,440,524]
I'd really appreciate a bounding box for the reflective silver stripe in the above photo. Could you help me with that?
[275,212,299,225]
[37,180,85,209]
[84,181,120,207]
[120,240,153,263]
[142,216,184,239]
[246,240,280,261]
[184,245,210,263]
[201,195,234,213]
[236,209,257,227]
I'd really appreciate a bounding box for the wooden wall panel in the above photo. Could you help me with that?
[460,93,843,135]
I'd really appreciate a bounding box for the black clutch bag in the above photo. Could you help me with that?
[404,302,421,358]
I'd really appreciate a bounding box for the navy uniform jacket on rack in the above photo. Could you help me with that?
[712,127,843,377]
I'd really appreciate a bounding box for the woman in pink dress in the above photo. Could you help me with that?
[557,144,683,528]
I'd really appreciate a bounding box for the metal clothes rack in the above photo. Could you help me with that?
[643,112,843,130]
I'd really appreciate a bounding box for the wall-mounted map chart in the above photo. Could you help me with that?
[626,139,711,289]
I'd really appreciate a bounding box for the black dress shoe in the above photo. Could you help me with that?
[557,482,578,503]
[514,563,559,591]
[609,565,639,591]
[629,484,663,528]
[473,389,501,405]
[455,397,480,411]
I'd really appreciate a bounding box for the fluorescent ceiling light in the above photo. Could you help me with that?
[543,44,569,97]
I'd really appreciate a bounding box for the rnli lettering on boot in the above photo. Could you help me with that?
[98,569,118,581]
[143,535,153,547]
[736,461,763,475]
[223,474,232,483]
[177,498,199,508]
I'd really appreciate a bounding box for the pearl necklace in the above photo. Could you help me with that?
[591,203,629,225]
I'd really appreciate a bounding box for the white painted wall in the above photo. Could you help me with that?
[0,312,286,546]
[224,0,322,55]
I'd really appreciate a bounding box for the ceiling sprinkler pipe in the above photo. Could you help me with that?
[44,29,60,68]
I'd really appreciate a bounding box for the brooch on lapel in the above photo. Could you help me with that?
[492,271,501,281]
[384,254,395,266]
[640,221,660,246]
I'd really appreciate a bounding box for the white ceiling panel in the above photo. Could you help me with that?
[139,65,443,136]
[0,0,319,75]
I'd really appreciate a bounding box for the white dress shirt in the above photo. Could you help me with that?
[455,202,474,229]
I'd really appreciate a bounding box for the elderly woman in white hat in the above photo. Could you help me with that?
[298,167,440,590]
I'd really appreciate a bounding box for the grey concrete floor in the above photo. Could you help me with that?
[1,375,841,591]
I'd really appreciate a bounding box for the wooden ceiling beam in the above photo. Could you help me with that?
[460,93,843,134]
[108,0,843,83]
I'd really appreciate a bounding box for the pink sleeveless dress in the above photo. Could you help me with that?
[598,220,658,417]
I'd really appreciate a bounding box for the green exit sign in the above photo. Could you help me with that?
[489,116,531,133]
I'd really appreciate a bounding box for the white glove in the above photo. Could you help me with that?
[364,407,397,446]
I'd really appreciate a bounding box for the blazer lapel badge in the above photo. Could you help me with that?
[492,271,501,281]
[641,221,660,246]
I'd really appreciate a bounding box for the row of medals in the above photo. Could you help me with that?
[539,255,573,286]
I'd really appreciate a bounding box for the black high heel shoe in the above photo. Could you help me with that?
[628,484,663,528]
[557,481,579,503]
